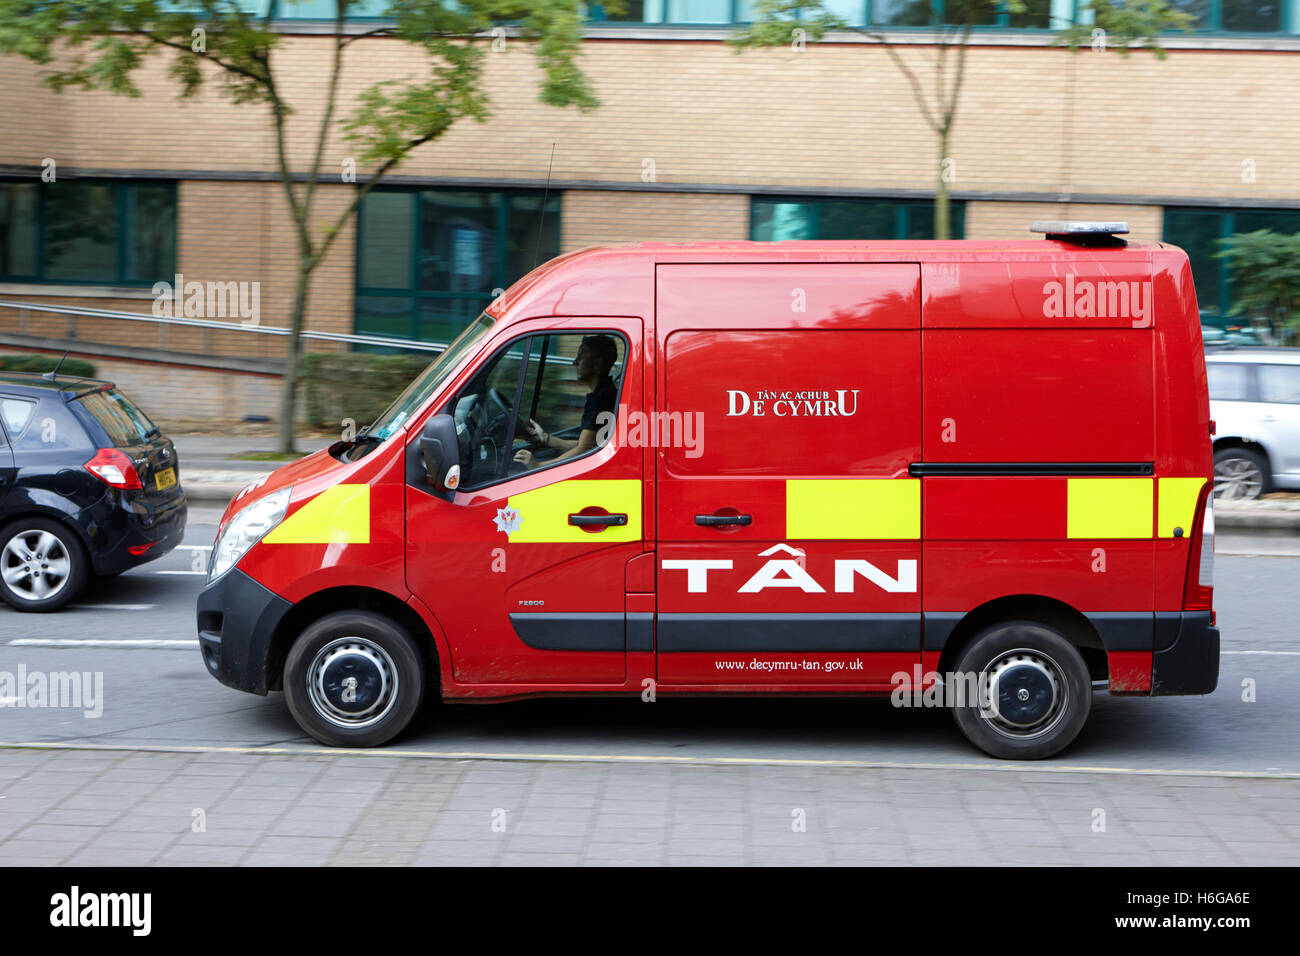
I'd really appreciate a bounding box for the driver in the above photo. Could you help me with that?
[513,334,619,469]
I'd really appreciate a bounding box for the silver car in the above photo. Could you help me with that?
[1207,348,1300,498]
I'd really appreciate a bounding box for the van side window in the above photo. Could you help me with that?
[1258,365,1300,404]
[0,397,37,442]
[448,331,625,490]
[1207,363,1249,401]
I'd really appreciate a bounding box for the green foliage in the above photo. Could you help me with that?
[0,0,607,452]
[1057,0,1194,58]
[303,351,433,428]
[727,0,840,49]
[0,1,602,168]
[1215,230,1300,338]
[0,354,97,378]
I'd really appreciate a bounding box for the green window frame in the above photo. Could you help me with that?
[1162,206,1300,321]
[750,195,965,240]
[355,187,561,347]
[0,179,177,286]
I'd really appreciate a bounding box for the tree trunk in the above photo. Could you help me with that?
[935,129,951,241]
[277,264,312,455]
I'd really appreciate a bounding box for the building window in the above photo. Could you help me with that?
[0,180,176,286]
[264,1,1291,32]
[750,195,965,240]
[1163,206,1300,320]
[355,188,561,346]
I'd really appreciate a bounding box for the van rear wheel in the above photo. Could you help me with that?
[949,621,1091,760]
[283,611,425,748]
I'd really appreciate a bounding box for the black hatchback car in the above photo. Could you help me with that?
[0,372,187,611]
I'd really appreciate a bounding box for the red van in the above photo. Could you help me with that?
[196,223,1218,759]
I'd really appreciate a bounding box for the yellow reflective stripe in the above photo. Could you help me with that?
[1066,478,1153,539]
[1158,477,1206,538]
[785,478,920,540]
[506,479,641,544]
[263,483,370,545]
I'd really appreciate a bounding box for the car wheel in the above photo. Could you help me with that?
[0,518,88,612]
[950,621,1092,760]
[1213,447,1269,500]
[283,610,425,748]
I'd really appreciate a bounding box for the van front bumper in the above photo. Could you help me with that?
[196,568,293,696]
[1150,611,1220,696]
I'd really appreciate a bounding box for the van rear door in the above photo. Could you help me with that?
[654,263,922,687]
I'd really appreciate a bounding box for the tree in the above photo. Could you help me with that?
[0,0,608,453]
[1216,230,1300,345]
[730,0,1192,240]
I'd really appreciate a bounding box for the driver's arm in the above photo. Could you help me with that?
[513,426,597,471]
[548,428,597,464]
[524,418,577,452]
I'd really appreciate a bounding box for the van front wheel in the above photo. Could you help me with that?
[283,611,425,748]
[950,621,1091,760]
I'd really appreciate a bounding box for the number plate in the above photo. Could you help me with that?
[155,467,176,491]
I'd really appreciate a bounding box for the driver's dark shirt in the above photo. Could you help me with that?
[580,375,618,433]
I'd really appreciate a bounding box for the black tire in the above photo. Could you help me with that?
[949,621,1092,760]
[1213,446,1270,500]
[0,517,89,612]
[283,610,425,748]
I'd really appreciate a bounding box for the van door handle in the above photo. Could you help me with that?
[695,514,752,526]
[569,513,628,527]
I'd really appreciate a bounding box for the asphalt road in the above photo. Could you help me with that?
[0,510,1296,776]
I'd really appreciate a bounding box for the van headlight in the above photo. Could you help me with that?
[209,488,291,582]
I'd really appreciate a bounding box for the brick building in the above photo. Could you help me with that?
[1,3,1298,425]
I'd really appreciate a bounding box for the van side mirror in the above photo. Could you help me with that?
[419,414,461,492]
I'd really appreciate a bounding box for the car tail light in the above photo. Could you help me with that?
[85,448,143,490]
[1183,482,1214,612]
[127,542,158,556]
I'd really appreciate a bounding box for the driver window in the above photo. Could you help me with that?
[449,330,626,490]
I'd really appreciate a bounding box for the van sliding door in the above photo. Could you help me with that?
[654,263,922,688]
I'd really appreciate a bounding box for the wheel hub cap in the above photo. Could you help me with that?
[982,650,1067,739]
[989,661,1056,726]
[307,639,398,729]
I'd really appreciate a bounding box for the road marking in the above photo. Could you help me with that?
[8,639,197,649]
[177,545,211,552]
[71,604,157,611]
[1221,650,1300,656]
[147,570,206,576]
[0,740,1295,779]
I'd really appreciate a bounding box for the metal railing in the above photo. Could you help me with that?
[0,300,451,353]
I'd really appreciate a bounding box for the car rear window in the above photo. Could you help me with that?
[74,388,158,447]
[1207,363,1249,401]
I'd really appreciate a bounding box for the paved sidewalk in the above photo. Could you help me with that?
[1,747,1297,866]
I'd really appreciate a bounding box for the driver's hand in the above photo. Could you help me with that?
[522,418,548,444]
[513,448,535,468]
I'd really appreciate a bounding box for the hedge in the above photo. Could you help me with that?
[0,355,98,379]
[302,352,436,430]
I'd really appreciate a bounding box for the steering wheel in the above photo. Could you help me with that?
[488,388,514,420]
[464,388,516,479]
